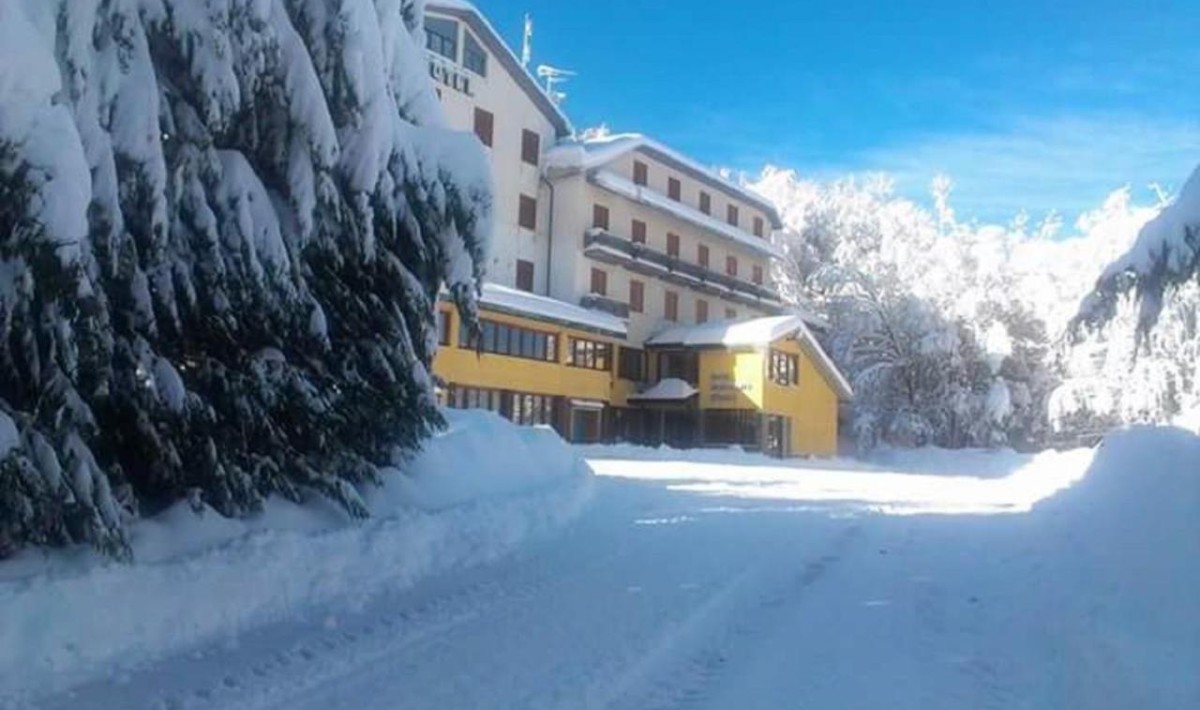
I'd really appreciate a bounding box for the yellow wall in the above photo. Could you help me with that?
[433,305,616,403]
[698,349,764,410]
[762,339,840,457]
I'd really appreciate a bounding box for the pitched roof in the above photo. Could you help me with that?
[545,133,783,229]
[646,315,853,400]
[425,1,572,138]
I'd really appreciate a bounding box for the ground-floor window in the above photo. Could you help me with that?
[446,385,557,428]
[570,405,605,443]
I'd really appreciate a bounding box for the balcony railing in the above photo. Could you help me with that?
[580,293,631,319]
[583,228,783,312]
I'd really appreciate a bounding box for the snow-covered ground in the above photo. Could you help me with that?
[4,424,1197,709]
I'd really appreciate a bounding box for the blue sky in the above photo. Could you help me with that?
[475,0,1199,225]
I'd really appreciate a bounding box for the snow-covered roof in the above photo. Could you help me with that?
[425,1,572,138]
[590,171,785,260]
[647,315,853,400]
[480,283,626,338]
[546,133,783,229]
[628,378,698,402]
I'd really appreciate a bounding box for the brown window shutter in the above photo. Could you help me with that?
[665,291,678,321]
[753,216,765,238]
[699,191,711,215]
[726,255,738,277]
[518,194,537,230]
[521,129,540,166]
[473,108,494,147]
[593,204,610,230]
[633,160,648,186]
[727,204,739,227]
[590,268,607,296]
[516,260,535,292]
[668,177,681,201]
[629,280,644,313]
[752,265,764,285]
[696,299,708,324]
[631,220,647,243]
[667,233,680,257]
[698,244,709,268]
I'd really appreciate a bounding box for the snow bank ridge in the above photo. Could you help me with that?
[0,411,594,704]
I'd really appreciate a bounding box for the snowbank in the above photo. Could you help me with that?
[0,410,592,704]
[1031,426,1200,706]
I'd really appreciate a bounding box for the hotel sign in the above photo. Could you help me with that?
[428,56,474,97]
[709,373,754,404]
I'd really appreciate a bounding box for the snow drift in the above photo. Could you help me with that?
[0,411,593,704]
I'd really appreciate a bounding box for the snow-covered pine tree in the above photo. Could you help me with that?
[0,0,490,555]
[1075,165,1200,337]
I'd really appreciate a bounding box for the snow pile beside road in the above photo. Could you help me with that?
[1033,426,1200,706]
[0,410,592,704]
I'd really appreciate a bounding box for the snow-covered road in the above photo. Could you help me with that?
[31,438,1200,710]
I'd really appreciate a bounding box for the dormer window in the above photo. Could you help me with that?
[464,31,487,76]
[426,17,458,61]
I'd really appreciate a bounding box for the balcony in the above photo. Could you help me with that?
[582,229,784,312]
[580,293,631,319]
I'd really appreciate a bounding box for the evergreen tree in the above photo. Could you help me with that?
[0,0,491,555]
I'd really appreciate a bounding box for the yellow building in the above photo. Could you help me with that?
[425,2,853,455]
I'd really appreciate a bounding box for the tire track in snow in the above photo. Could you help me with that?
[604,522,864,710]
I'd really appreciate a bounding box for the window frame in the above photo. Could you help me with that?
[473,107,494,148]
[629,279,645,313]
[631,219,647,244]
[698,244,710,268]
[590,267,608,297]
[518,194,538,231]
[516,259,535,292]
[727,204,740,227]
[425,17,459,61]
[695,299,708,324]
[665,290,679,322]
[667,232,680,258]
[699,191,712,216]
[463,30,487,76]
[633,160,649,186]
[667,177,682,201]
[592,204,610,231]
[521,129,540,166]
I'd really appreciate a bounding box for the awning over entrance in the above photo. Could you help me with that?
[628,378,698,403]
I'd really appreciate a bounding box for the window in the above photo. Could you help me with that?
[667,233,680,258]
[447,387,556,428]
[664,291,679,321]
[769,349,800,386]
[463,31,487,76]
[704,410,761,448]
[518,194,537,230]
[590,268,608,296]
[695,299,708,324]
[727,204,740,227]
[473,108,494,147]
[698,244,710,268]
[425,17,458,60]
[629,279,645,313]
[618,347,645,381]
[631,219,647,244]
[516,259,535,292]
[633,160,648,186]
[668,177,681,201]
[461,318,558,362]
[592,204,610,230]
[657,350,699,383]
[752,265,764,285]
[753,216,765,238]
[725,308,738,320]
[437,309,451,345]
[510,392,557,427]
[567,337,613,371]
[699,191,712,215]
[521,129,540,166]
[726,255,738,278]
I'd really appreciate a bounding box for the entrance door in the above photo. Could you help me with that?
[765,415,788,457]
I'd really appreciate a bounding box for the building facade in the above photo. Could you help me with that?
[424,1,851,456]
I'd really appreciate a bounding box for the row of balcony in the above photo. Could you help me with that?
[581,228,784,315]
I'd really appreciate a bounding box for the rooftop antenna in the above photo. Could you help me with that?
[521,14,533,68]
[537,64,576,106]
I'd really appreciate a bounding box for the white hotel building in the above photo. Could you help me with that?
[425,1,851,456]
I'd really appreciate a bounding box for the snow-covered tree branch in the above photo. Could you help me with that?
[0,0,491,556]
